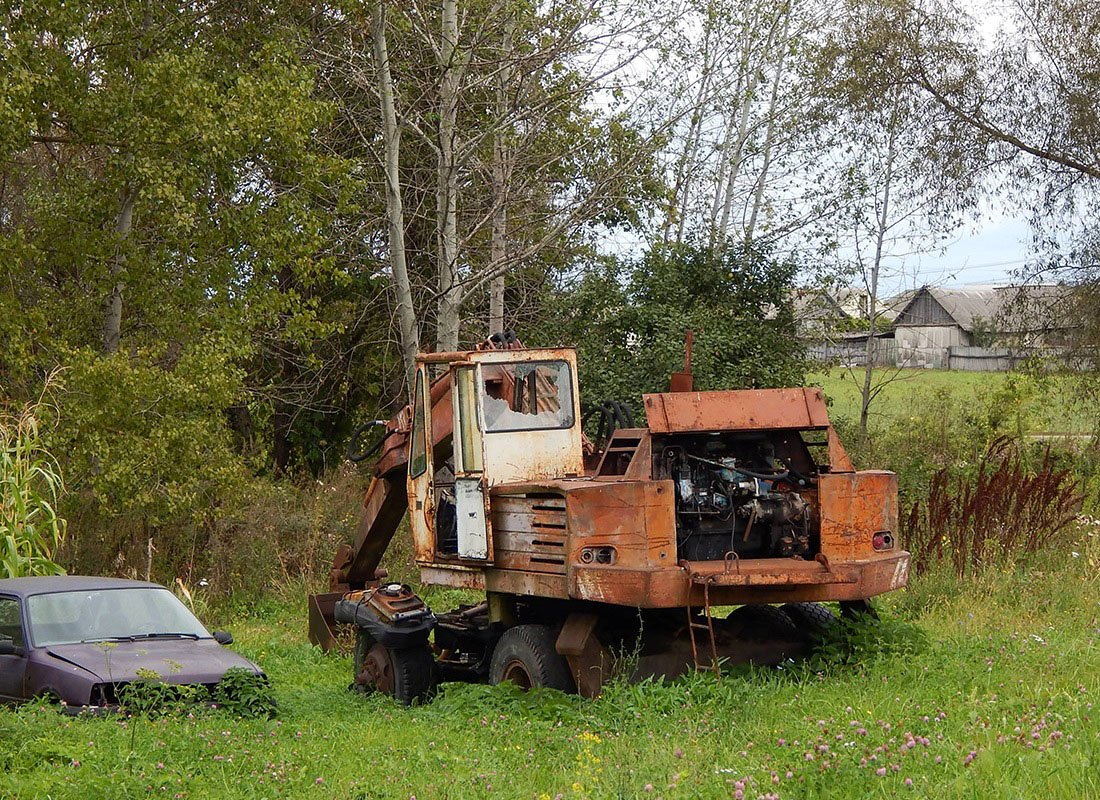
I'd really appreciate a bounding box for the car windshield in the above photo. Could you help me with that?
[26,588,211,647]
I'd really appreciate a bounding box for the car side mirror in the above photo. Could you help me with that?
[0,639,25,657]
[212,631,233,645]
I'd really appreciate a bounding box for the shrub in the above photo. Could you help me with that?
[211,667,278,718]
[0,391,67,577]
[902,436,1084,577]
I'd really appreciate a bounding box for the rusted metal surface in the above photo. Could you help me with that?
[355,642,397,694]
[307,591,343,651]
[565,551,908,608]
[818,471,899,560]
[419,565,486,590]
[343,475,408,587]
[556,613,610,698]
[643,387,833,433]
[490,494,568,573]
[314,338,911,695]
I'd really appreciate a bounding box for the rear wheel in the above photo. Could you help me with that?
[352,628,434,705]
[781,602,838,640]
[839,600,878,620]
[724,604,802,641]
[489,624,575,692]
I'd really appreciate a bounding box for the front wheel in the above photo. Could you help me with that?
[353,628,434,705]
[489,624,575,692]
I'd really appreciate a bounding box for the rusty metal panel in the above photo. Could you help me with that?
[643,387,832,432]
[484,568,569,598]
[493,549,567,573]
[818,471,898,561]
[419,565,487,590]
[494,531,568,556]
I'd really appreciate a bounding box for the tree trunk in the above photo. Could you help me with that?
[436,0,462,351]
[717,32,767,242]
[663,14,717,245]
[745,4,792,244]
[488,13,515,336]
[860,112,899,435]
[102,186,137,354]
[373,0,420,386]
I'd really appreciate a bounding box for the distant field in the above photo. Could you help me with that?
[810,368,1096,435]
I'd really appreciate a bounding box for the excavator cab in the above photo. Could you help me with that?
[408,349,584,567]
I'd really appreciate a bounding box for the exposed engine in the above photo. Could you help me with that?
[660,433,818,561]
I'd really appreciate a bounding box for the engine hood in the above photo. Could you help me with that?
[45,639,261,684]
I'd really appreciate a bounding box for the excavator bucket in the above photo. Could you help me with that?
[308,592,343,652]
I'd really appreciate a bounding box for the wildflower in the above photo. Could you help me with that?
[876,768,887,777]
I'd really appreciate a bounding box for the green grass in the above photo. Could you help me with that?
[3,535,1100,800]
[810,368,1096,435]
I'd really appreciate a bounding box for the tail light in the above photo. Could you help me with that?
[872,531,894,551]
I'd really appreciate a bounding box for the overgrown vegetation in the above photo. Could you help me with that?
[2,542,1099,799]
[902,437,1084,576]
[0,390,67,578]
[116,667,277,720]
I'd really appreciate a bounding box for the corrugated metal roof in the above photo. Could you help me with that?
[894,284,1077,332]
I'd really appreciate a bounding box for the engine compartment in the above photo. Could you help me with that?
[654,430,823,561]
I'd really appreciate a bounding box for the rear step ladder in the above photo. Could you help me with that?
[685,575,720,678]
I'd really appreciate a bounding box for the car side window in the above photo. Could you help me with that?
[0,597,24,648]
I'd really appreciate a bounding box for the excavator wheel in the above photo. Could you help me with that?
[489,624,576,693]
[839,599,879,620]
[352,628,434,705]
[723,604,802,642]
[781,602,837,640]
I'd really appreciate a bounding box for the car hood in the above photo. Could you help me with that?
[44,639,261,685]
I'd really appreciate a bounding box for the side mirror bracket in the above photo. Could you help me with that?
[0,639,25,657]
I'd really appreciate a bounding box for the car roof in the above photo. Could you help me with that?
[0,576,165,598]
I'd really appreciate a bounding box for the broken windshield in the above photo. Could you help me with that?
[480,360,575,433]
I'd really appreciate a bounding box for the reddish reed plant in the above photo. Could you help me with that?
[902,436,1084,577]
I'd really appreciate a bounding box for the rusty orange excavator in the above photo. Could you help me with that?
[308,332,909,702]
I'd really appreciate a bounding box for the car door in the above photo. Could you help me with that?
[0,595,28,701]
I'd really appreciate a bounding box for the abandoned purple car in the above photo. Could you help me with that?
[0,576,263,708]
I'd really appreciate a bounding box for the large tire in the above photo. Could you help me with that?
[724,604,802,642]
[839,599,878,620]
[489,624,576,693]
[781,602,837,640]
[352,627,434,705]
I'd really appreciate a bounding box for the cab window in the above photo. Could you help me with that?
[480,360,574,432]
[409,369,427,478]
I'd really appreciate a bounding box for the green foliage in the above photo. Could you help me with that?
[803,611,930,672]
[115,667,275,719]
[212,667,278,719]
[0,391,67,577]
[535,241,806,414]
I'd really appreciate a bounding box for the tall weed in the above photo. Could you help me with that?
[0,388,67,577]
[902,436,1083,577]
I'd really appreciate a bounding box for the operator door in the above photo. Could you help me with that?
[406,367,434,554]
[452,365,491,560]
